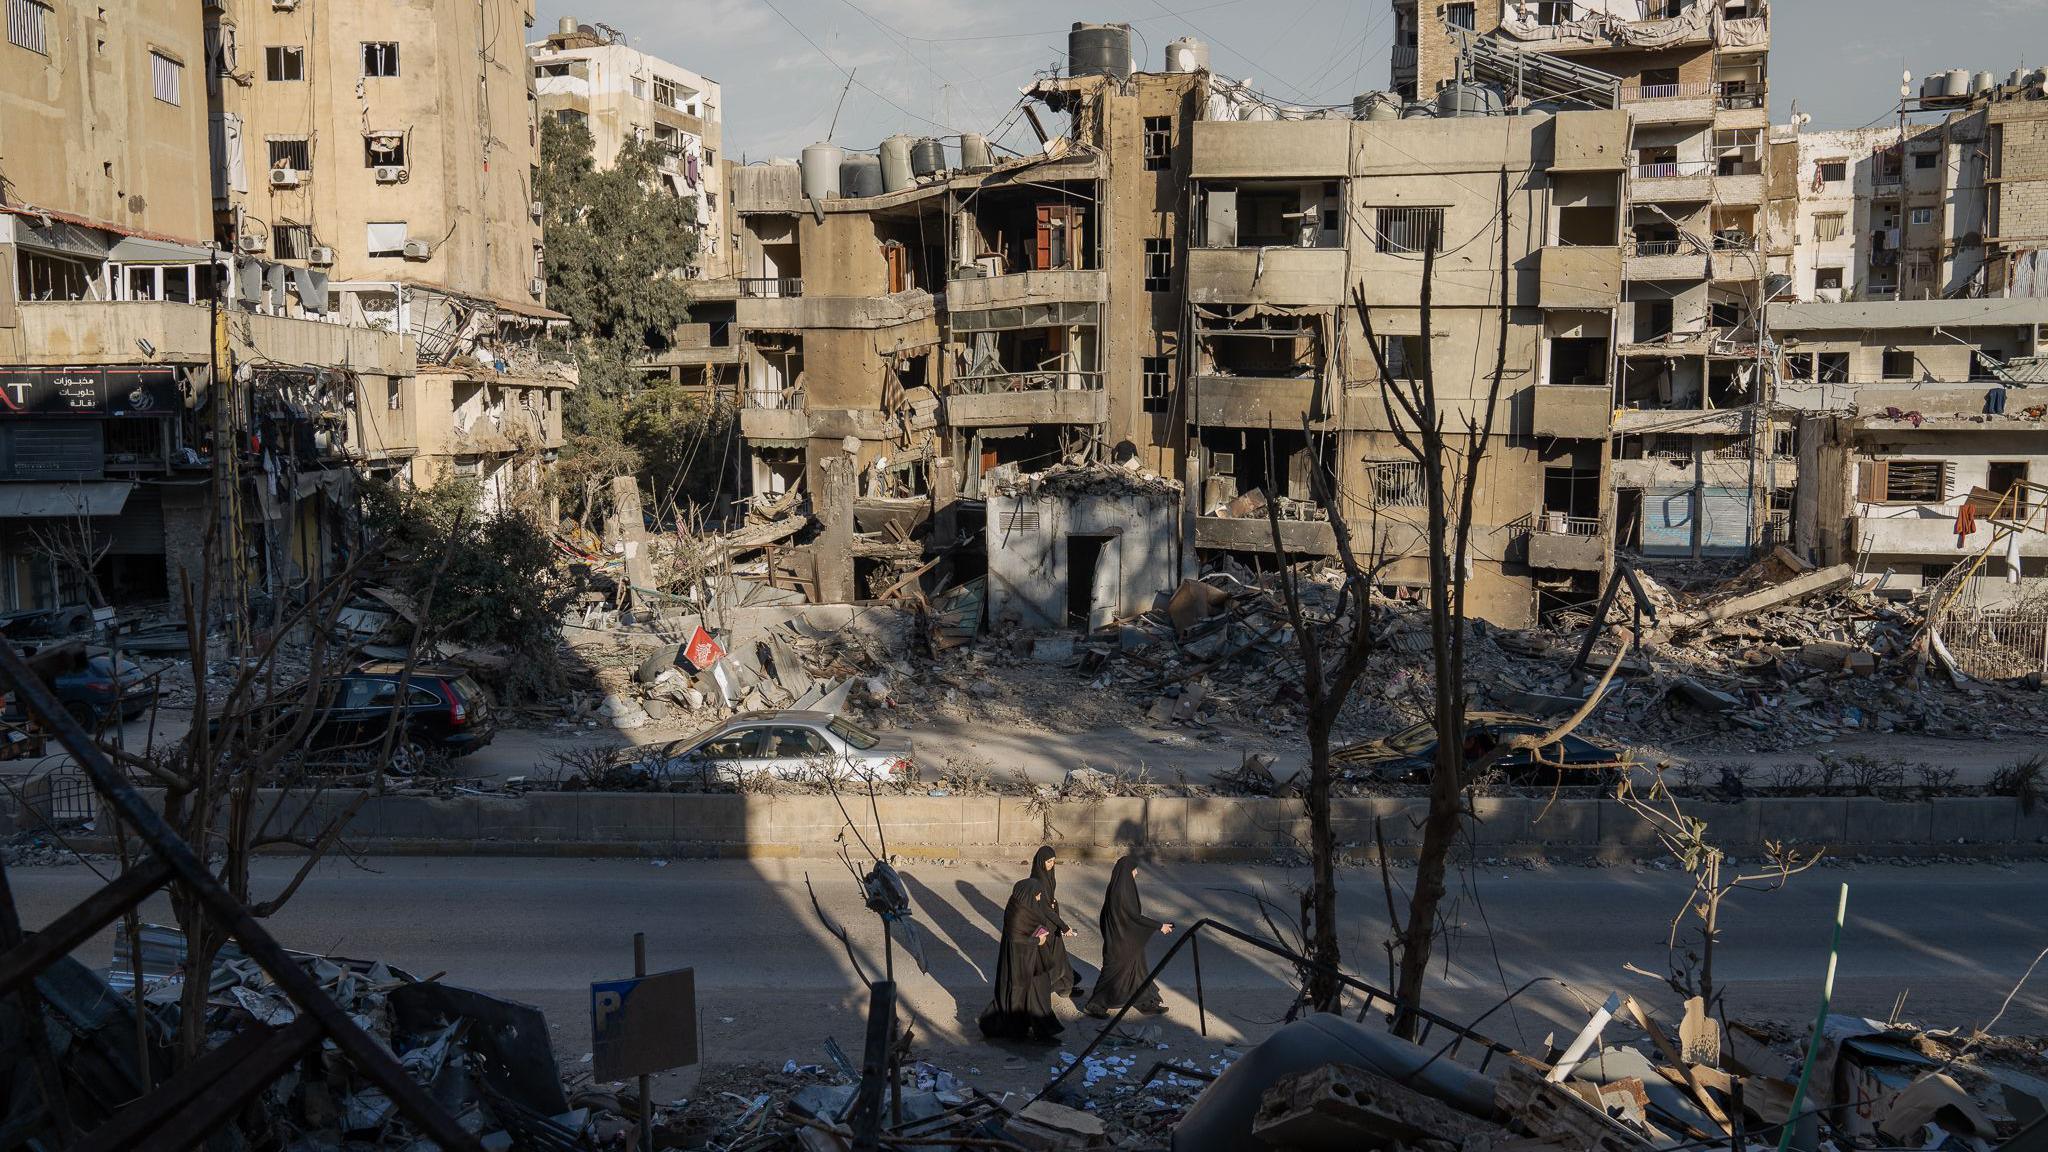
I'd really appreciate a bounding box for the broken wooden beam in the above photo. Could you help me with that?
[1648,564,1853,642]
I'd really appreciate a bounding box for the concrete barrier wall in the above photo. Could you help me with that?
[91,790,2048,860]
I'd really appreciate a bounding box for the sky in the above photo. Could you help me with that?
[529,0,2048,159]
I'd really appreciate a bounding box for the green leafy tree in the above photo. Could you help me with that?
[537,115,708,518]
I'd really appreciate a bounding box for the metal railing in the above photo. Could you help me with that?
[1392,43,1417,69]
[1715,86,1766,110]
[739,277,802,298]
[1713,231,1757,251]
[1628,239,1687,256]
[1539,513,1602,537]
[952,370,1103,395]
[1634,159,1713,180]
[1621,81,1713,102]
[1032,917,1519,1106]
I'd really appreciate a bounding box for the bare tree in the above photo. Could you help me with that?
[1616,771,1821,1015]
[1265,428,1388,1014]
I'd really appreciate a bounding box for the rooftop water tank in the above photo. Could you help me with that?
[1437,82,1503,117]
[557,15,577,36]
[1945,68,1973,97]
[1923,75,1950,102]
[840,153,883,199]
[801,141,844,201]
[879,135,914,192]
[959,132,993,171]
[1974,70,1998,95]
[1068,23,1132,81]
[1400,102,1436,119]
[1353,92,1398,120]
[910,136,945,178]
[1165,37,1208,73]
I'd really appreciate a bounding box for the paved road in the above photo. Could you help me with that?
[12,858,2047,1094]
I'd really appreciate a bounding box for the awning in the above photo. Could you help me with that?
[0,481,134,518]
[107,235,214,264]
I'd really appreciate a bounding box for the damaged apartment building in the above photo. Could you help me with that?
[206,0,572,510]
[1399,0,1782,561]
[0,0,567,614]
[709,23,1654,629]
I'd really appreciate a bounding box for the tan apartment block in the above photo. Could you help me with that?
[527,17,726,279]
[0,0,210,246]
[1185,108,1627,627]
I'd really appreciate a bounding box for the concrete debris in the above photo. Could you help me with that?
[1251,1062,1511,1150]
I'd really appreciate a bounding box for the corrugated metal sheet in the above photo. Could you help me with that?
[1640,486,1753,557]
[1,421,102,481]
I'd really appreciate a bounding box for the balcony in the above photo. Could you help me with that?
[1537,245,1621,309]
[1391,43,1416,72]
[1717,171,1765,204]
[1192,376,1319,428]
[1187,247,1348,306]
[944,268,1105,312]
[1552,110,1631,172]
[739,277,802,298]
[1624,240,1710,281]
[1532,384,1612,439]
[945,382,1105,428]
[1620,83,1716,125]
[740,406,810,442]
[736,287,935,331]
[1527,518,1605,572]
[1854,513,2048,558]
[1196,514,1337,556]
[1631,161,1714,203]
[1711,242,1764,281]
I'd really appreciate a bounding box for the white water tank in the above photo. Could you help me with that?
[801,141,844,201]
[1945,68,1973,97]
[1974,71,1998,95]
[557,15,577,36]
[879,135,914,192]
[959,132,992,171]
[1165,37,1208,73]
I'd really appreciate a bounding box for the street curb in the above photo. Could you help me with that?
[70,789,2048,861]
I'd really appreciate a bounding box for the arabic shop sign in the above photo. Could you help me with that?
[0,367,182,417]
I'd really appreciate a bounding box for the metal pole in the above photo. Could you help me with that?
[634,933,652,1152]
[1191,930,1206,1038]
[1777,884,1849,1152]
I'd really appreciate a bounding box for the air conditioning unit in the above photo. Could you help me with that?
[402,239,432,261]
[529,277,545,296]
[237,233,267,254]
[375,165,408,184]
[308,245,336,266]
[268,168,304,188]
[529,199,543,222]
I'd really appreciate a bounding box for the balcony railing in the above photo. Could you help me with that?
[1629,239,1687,256]
[953,370,1104,395]
[1391,43,1417,69]
[1538,513,1602,537]
[1635,160,1713,180]
[1715,85,1766,110]
[1713,231,1756,251]
[1621,81,1713,102]
[739,277,802,298]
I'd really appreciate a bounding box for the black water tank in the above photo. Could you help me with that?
[1068,22,1132,80]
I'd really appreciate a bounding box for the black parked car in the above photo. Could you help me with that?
[206,663,495,772]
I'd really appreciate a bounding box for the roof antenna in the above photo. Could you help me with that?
[828,68,857,142]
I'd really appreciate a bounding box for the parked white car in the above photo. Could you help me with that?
[647,710,913,782]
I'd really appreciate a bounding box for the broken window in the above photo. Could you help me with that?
[267,137,310,171]
[1784,352,1814,381]
[1815,267,1843,291]
[365,132,406,168]
[1548,337,1607,387]
[362,41,399,77]
[1818,352,1848,381]
[1445,2,1476,30]
[1142,355,1172,413]
[16,250,91,300]
[265,44,304,81]
[8,0,48,55]
[1813,213,1845,243]
[273,224,311,261]
[1365,460,1423,508]
[1882,348,1916,380]
[1914,150,1939,170]
[1861,460,1947,504]
[1143,237,1172,292]
[654,75,681,109]
[1382,335,1423,380]
[1373,207,1443,254]
[1709,301,1743,330]
[1033,204,1084,271]
[1817,160,1846,184]
[1143,115,1170,171]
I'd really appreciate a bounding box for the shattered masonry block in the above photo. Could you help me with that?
[1251,1062,1509,1151]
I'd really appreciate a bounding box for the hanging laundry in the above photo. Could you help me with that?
[685,150,700,189]
[2006,527,2024,584]
[1954,501,1978,546]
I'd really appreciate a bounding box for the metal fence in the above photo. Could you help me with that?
[1934,605,2048,681]
[738,277,802,298]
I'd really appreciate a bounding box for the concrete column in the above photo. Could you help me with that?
[816,453,857,603]
[610,475,656,600]
[929,456,958,546]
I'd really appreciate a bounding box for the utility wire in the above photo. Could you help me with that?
[758,0,963,136]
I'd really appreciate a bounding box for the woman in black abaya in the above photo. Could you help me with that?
[1029,847,1084,1000]
[1084,856,1174,1018]
[977,877,1063,1042]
